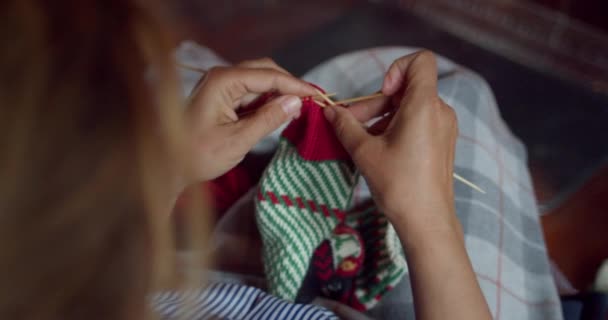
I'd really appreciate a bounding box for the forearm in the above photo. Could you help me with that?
[394,215,492,320]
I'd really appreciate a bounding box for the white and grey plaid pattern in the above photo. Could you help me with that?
[175,44,562,319]
[302,47,562,320]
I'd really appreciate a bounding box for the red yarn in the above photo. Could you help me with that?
[175,85,343,217]
[282,98,350,162]
[207,165,252,214]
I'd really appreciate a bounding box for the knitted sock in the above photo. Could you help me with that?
[255,92,406,311]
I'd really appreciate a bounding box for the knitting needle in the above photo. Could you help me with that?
[333,92,385,105]
[453,173,486,194]
[329,93,486,194]
[236,93,338,118]
[177,65,485,194]
[314,88,336,107]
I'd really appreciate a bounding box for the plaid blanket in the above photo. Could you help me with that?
[174,43,562,320]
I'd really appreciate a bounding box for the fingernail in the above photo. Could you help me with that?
[323,106,336,122]
[383,74,393,92]
[279,95,302,117]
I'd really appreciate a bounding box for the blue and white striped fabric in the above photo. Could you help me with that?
[152,283,339,320]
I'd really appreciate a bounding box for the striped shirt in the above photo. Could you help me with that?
[152,283,339,320]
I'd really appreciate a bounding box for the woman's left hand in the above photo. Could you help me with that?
[183,58,316,183]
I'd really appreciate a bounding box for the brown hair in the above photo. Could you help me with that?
[0,1,195,319]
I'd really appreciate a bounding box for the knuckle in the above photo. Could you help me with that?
[205,66,227,81]
[260,107,283,128]
[260,57,276,65]
[333,113,350,137]
[238,59,255,67]
[417,95,443,113]
[416,50,437,63]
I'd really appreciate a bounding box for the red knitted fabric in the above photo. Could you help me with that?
[282,98,350,162]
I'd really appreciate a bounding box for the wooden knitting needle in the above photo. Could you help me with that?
[453,173,486,194]
[328,93,486,194]
[333,92,385,105]
[176,65,485,194]
[314,88,336,107]
[237,93,338,118]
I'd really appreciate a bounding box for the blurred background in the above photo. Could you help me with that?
[171,0,608,205]
[171,0,608,302]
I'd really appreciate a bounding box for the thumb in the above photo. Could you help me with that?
[323,105,370,157]
[237,95,302,148]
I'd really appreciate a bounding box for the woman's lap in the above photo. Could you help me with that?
[302,47,561,320]
[176,44,562,320]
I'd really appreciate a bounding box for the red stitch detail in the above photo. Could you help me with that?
[321,205,331,217]
[281,195,293,206]
[314,257,332,270]
[296,197,306,209]
[267,191,279,205]
[333,209,345,220]
[308,200,318,212]
[317,269,333,281]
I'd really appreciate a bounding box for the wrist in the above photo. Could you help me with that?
[387,207,463,251]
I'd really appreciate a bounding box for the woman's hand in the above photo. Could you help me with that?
[323,51,459,239]
[184,58,316,183]
[324,51,491,320]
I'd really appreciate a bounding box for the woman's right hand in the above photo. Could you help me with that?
[325,50,492,320]
[323,51,460,241]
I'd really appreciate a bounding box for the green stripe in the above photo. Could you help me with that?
[258,201,306,298]
[288,152,335,211]
[357,267,405,303]
[316,163,348,209]
[275,145,327,243]
[268,155,322,250]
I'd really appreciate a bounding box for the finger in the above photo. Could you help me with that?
[237,57,292,75]
[347,95,392,122]
[367,113,394,135]
[323,105,370,158]
[207,67,316,106]
[236,58,292,106]
[235,95,302,149]
[382,50,438,98]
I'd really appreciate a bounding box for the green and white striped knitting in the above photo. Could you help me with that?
[255,96,406,311]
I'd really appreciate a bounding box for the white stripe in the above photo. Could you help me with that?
[257,202,300,296]
[244,293,274,320]
[329,162,352,199]
[252,296,283,320]
[281,144,314,199]
[190,283,228,319]
[302,161,335,206]
[272,146,326,243]
[226,286,258,319]
[284,159,334,237]
[285,143,331,206]
[319,163,348,206]
[200,283,239,319]
[258,297,285,319]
